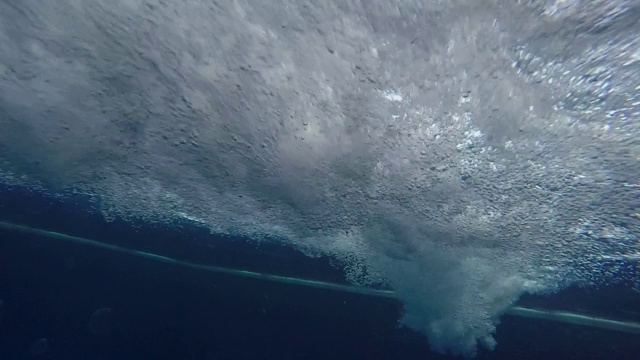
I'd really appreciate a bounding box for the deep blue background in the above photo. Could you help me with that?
[0,185,639,359]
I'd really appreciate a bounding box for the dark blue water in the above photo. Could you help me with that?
[1,186,639,359]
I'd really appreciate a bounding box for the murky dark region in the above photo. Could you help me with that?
[1,187,639,360]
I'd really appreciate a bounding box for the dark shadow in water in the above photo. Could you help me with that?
[0,185,639,359]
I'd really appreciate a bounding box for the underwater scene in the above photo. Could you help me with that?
[1,1,640,359]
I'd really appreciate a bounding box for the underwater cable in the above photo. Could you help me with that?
[0,220,396,298]
[1,220,640,335]
[506,306,640,335]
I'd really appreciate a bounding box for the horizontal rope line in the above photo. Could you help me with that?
[2,220,639,335]
[0,220,396,298]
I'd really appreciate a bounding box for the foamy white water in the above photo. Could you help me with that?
[1,0,639,356]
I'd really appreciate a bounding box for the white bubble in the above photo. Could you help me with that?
[29,338,49,357]
[88,307,114,337]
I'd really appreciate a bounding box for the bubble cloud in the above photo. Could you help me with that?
[1,0,639,356]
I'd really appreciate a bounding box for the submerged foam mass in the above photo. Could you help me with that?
[1,0,639,356]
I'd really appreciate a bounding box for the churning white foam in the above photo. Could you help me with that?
[1,0,639,356]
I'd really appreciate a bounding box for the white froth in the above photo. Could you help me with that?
[383,90,404,102]
[1,0,639,357]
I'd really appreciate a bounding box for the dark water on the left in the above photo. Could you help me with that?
[1,185,640,360]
